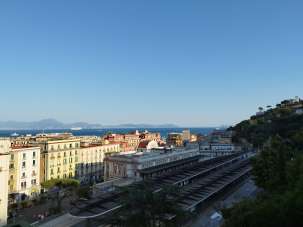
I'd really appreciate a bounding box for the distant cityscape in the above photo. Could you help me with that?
[0,127,236,226]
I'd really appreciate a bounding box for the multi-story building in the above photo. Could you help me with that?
[139,131,161,141]
[76,142,120,183]
[166,133,183,147]
[35,138,81,182]
[104,133,140,151]
[9,145,41,200]
[0,138,10,226]
[182,129,191,141]
[104,145,201,180]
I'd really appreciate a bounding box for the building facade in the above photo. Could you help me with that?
[9,145,41,200]
[167,133,183,147]
[104,146,200,180]
[0,138,10,226]
[36,138,81,182]
[76,143,120,183]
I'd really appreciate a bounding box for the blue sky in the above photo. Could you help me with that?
[0,0,302,127]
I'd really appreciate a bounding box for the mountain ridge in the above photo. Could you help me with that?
[0,119,180,130]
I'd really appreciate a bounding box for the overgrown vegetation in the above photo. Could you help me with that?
[223,99,303,227]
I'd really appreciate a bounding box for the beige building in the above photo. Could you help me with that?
[9,145,41,200]
[0,138,10,226]
[76,142,120,183]
[182,129,191,141]
[36,138,81,182]
[167,133,183,147]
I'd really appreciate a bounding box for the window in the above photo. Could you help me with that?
[64,152,66,157]
[10,154,14,161]
[57,167,60,173]
[33,151,36,158]
[32,170,36,176]
[21,182,26,189]
[70,151,72,156]
[31,179,37,185]
[70,144,72,148]
[9,164,14,169]
[22,172,26,178]
[51,145,54,151]
[22,153,26,159]
[50,169,54,175]
[10,175,13,180]
[63,159,67,164]
[33,160,36,166]
[22,162,26,168]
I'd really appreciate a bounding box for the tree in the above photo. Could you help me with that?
[41,178,79,213]
[251,136,293,191]
[107,183,187,227]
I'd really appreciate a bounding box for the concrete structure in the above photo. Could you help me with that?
[0,138,10,226]
[295,108,303,115]
[9,145,41,200]
[104,146,200,180]
[76,142,120,183]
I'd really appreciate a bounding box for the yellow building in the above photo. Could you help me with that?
[0,138,10,226]
[36,138,81,182]
[76,142,120,183]
[9,145,41,200]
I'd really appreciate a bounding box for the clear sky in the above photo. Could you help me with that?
[0,0,302,127]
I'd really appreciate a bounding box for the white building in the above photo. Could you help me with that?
[104,146,200,180]
[9,145,41,200]
[0,138,10,226]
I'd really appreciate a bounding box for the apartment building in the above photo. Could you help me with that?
[76,142,120,183]
[104,133,140,151]
[167,133,183,147]
[0,138,10,226]
[36,138,81,182]
[9,145,41,200]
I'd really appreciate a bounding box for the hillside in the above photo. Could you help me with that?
[223,97,303,227]
[231,97,303,147]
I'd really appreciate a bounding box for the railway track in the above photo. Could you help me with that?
[69,152,252,222]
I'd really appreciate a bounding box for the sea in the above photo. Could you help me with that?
[0,128,216,138]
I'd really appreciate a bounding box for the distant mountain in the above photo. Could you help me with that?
[0,119,102,130]
[0,119,179,130]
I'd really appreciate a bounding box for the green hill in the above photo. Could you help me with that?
[223,98,303,227]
